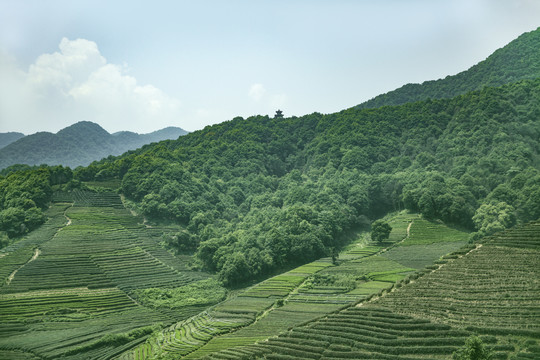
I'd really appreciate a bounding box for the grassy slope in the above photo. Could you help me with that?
[1,191,535,360]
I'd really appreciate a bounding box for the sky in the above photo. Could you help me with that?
[1,0,540,135]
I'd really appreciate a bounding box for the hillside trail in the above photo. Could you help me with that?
[6,204,73,286]
[62,203,74,227]
[6,248,41,285]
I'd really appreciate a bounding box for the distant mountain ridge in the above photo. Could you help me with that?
[0,132,25,149]
[0,121,188,169]
[357,26,540,109]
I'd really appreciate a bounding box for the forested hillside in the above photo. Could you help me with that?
[74,77,540,285]
[357,26,540,109]
[0,121,188,170]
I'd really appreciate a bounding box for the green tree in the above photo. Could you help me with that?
[452,336,492,360]
[472,201,516,237]
[371,219,392,243]
[0,207,26,237]
[219,252,250,286]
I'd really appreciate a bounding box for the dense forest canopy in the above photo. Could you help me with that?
[67,78,540,285]
[1,28,540,286]
[0,166,72,245]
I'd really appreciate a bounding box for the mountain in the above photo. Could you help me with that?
[0,121,188,169]
[112,126,188,147]
[85,77,540,285]
[357,26,540,109]
[0,132,24,149]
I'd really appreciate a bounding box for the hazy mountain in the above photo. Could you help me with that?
[357,26,540,109]
[0,121,188,169]
[0,132,25,149]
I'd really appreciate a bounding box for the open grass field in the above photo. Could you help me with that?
[400,218,469,246]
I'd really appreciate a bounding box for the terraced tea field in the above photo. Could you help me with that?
[378,222,540,333]
[125,211,477,359]
[381,218,469,269]
[120,216,417,360]
[0,190,216,359]
[4,202,527,360]
[203,221,540,360]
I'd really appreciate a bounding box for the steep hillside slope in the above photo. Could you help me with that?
[357,26,540,109]
[0,132,24,149]
[83,78,540,285]
[0,121,188,169]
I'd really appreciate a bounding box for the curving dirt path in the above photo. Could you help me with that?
[6,248,41,285]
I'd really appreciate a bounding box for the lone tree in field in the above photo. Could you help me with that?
[371,220,392,243]
[452,336,492,360]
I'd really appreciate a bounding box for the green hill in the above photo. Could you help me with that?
[0,121,188,170]
[357,26,540,109]
[82,77,540,285]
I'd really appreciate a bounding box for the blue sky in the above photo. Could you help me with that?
[1,0,540,134]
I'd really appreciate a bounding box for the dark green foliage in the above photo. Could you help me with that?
[0,167,58,239]
[0,121,188,169]
[80,77,540,285]
[357,27,540,109]
[0,165,75,241]
[371,220,392,243]
[453,336,493,360]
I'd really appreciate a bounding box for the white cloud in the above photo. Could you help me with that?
[248,83,266,102]
[0,38,183,134]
